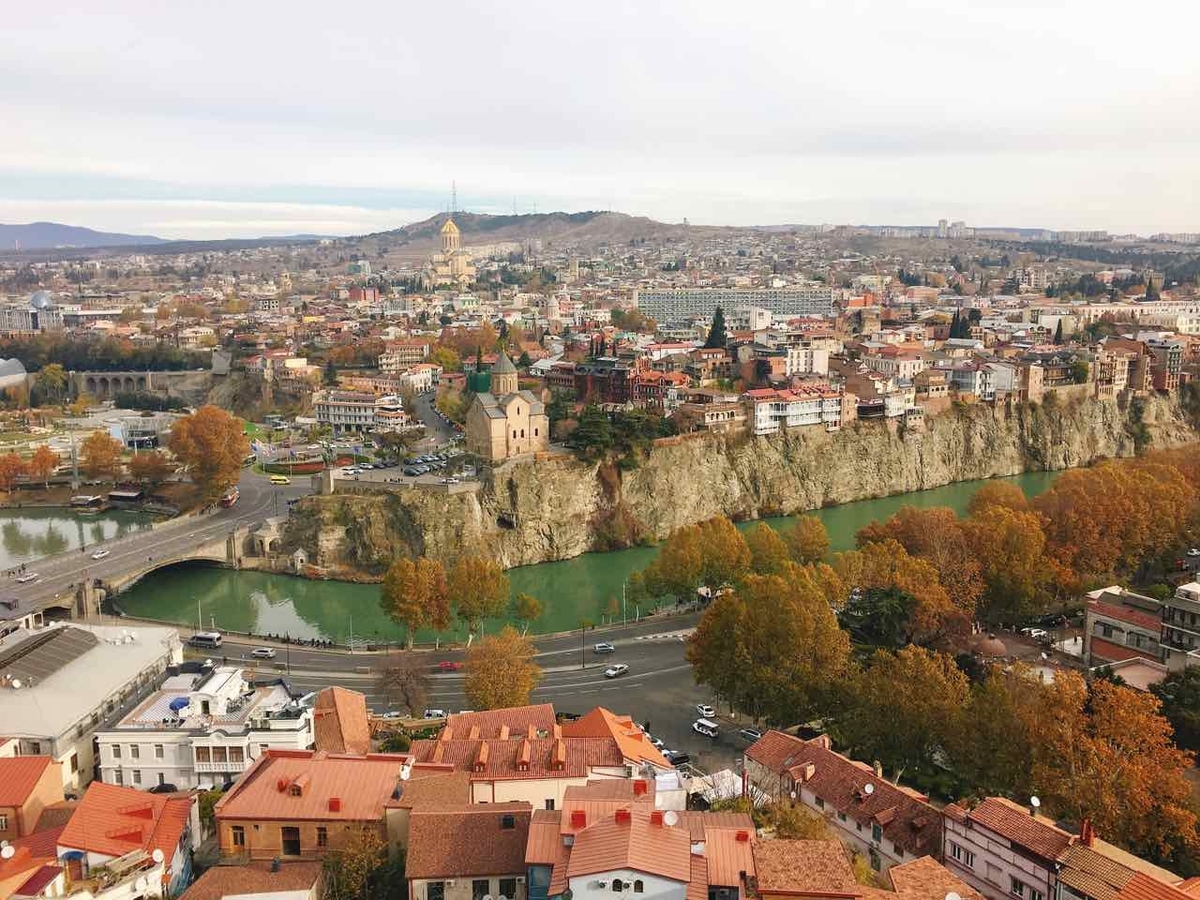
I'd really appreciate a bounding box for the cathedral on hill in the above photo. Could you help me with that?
[424,216,476,287]
[465,352,549,462]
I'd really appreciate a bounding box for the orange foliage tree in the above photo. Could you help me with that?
[0,452,26,492]
[169,405,249,502]
[27,445,58,488]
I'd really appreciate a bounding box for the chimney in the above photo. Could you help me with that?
[633,780,648,796]
[651,811,664,826]
[328,797,342,812]
[736,830,750,842]
[570,810,587,829]
[615,809,632,825]
[276,778,289,793]
[1081,819,1094,847]
[874,760,883,778]
[499,725,510,741]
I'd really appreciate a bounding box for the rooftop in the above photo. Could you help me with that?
[183,859,324,900]
[58,781,191,863]
[406,803,531,880]
[312,686,370,756]
[0,755,58,807]
[752,839,859,897]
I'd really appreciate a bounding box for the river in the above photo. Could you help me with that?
[0,508,154,571]
[110,471,1060,644]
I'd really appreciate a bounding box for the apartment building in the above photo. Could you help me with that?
[379,341,431,374]
[1160,582,1200,671]
[94,665,313,791]
[744,385,843,435]
[1082,586,1164,667]
[1146,339,1183,392]
[943,798,1070,900]
[636,287,835,322]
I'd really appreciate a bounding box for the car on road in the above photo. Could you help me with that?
[15,573,39,584]
[739,728,763,743]
[436,660,463,672]
[593,642,616,654]
[269,475,291,485]
[693,718,720,739]
[1020,627,1050,642]
[604,664,629,678]
[696,704,716,718]
[379,710,404,720]
[423,708,448,719]
[250,647,276,659]
[647,735,665,750]
[665,751,691,765]
[1189,548,1200,557]
[90,549,111,560]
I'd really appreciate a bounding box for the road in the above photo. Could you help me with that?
[7,469,314,612]
[411,389,457,447]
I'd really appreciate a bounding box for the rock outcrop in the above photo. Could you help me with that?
[283,392,1198,574]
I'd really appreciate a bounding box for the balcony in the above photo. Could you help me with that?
[195,759,247,773]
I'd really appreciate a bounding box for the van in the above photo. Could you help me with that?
[423,709,448,719]
[692,718,719,739]
[188,632,223,649]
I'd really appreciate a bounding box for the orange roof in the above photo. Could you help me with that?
[214,750,408,823]
[185,860,323,900]
[446,705,556,739]
[704,826,757,888]
[885,856,986,900]
[561,708,672,769]
[0,756,57,807]
[58,782,191,863]
[407,804,531,879]
[313,687,371,756]
[525,809,565,865]
[408,736,623,780]
[1120,873,1197,900]
[566,809,692,883]
[967,797,1073,862]
[753,839,860,898]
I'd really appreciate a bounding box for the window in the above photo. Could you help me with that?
[213,747,228,764]
[0,814,8,830]
[428,884,445,900]
[872,823,883,843]
[114,770,124,785]
[1012,877,1041,900]
[545,799,555,810]
[1030,891,1044,900]
[612,880,625,892]
[317,826,328,848]
[132,770,142,785]
[113,745,123,760]
[634,882,644,894]
[473,879,490,900]
[70,753,79,774]
[157,773,165,786]
[154,744,164,759]
[130,745,140,759]
[815,797,825,809]
[230,747,245,763]
[499,879,517,899]
[501,814,515,830]
[30,742,41,755]
[893,843,903,857]
[281,826,301,856]
[869,849,881,872]
[838,812,847,822]
[534,428,539,437]
[950,843,975,868]
[231,826,245,848]
[856,822,863,833]
[196,747,211,762]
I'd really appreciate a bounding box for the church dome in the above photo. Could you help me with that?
[492,352,517,375]
[29,290,54,310]
[440,217,460,235]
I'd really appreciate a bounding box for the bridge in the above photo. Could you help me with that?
[69,368,213,403]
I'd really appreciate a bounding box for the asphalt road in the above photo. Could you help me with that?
[411,389,457,446]
[8,469,315,612]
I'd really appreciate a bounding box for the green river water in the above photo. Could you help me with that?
[0,508,154,570]
[112,471,1060,645]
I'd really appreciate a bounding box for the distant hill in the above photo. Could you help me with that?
[0,221,167,250]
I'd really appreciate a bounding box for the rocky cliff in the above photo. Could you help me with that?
[283,392,1198,574]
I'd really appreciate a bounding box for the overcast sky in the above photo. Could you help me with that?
[2,0,1197,239]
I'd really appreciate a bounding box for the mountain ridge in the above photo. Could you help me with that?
[0,221,168,250]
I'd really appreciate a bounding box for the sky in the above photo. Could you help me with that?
[2,0,1198,240]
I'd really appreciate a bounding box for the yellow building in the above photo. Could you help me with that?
[465,352,549,462]
[425,216,477,287]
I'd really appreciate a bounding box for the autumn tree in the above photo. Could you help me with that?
[380,557,451,649]
[463,626,542,709]
[322,825,387,900]
[128,450,173,491]
[745,523,791,576]
[835,646,968,775]
[35,363,67,404]
[687,567,851,724]
[642,516,751,598]
[967,480,1030,517]
[764,802,833,840]
[785,515,830,563]
[80,430,123,480]
[0,452,26,492]
[27,445,58,488]
[512,592,543,636]
[447,555,510,645]
[964,506,1054,621]
[169,405,250,501]
[377,652,431,716]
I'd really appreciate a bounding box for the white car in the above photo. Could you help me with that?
[251,647,276,659]
[696,704,716,718]
[604,664,629,679]
[1021,627,1049,641]
[15,573,39,584]
[1188,548,1200,557]
[91,549,111,560]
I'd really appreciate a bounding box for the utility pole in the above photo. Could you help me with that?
[580,622,585,670]
[622,582,627,627]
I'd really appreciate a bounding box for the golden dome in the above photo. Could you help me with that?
[440,217,460,235]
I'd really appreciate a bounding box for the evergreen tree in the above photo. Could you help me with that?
[705,306,728,349]
[324,360,338,385]
[1054,319,1064,344]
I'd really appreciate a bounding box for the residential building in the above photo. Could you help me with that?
[182,859,324,900]
[213,749,410,860]
[1160,582,1200,671]
[942,797,1072,900]
[675,389,746,433]
[1055,829,1184,900]
[1146,339,1183,392]
[94,665,313,790]
[407,803,531,900]
[862,348,926,381]
[785,345,830,377]
[574,358,635,405]
[0,623,182,792]
[465,353,549,462]
[744,731,941,875]
[379,341,431,374]
[0,757,63,843]
[177,326,216,350]
[636,288,835,322]
[312,390,377,433]
[1083,586,1163,667]
[744,385,843,435]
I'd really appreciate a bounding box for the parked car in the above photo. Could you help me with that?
[1189,548,1200,557]
[604,664,629,678]
[437,660,463,672]
[15,573,39,584]
[593,642,616,654]
[692,718,719,739]
[250,647,276,659]
[739,728,763,743]
[90,549,111,560]
[696,704,716,718]
[1020,627,1050,641]
[664,750,691,765]
[423,708,448,719]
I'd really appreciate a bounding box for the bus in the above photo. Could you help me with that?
[269,475,291,485]
[188,632,223,649]
[220,487,240,508]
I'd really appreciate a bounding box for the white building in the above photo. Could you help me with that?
[0,623,182,792]
[785,345,830,376]
[636,287,835,322]
[744,386,843,435]
[95,665,312,790]
[313,390,376,433]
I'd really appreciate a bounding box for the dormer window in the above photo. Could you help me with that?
[289,784,302,797]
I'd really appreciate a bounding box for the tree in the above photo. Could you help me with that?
[0,452,26,492]
[429,346,462,373]
[765,802,833,840]
[1054,319,1064,344]
[967,481,1029,517]
[35,363,67,404]
[464,626,542,709]
[704,306,728,349]
[512,592,543,636]
[835,646,968,775]
[1151,667,1200,752]
[839,587,916,647]
[128,450,173,491]
[322,825,387,900]
[377,652,431,716]
[745,523,791,575]
[324,360,338,385]
[27,445,58,488]
[785,515,829,564]
[570,404,614,460]
[169,405,250,502]
[380,557,450,649]
[80,431,123,480]
[447,555,510,645]
[642,516,751,599]
[964,505,1054,622]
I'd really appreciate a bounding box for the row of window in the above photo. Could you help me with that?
[426,878,519,900]
[112,744,165,760]
[195,746,246,763]
[112,770,167,787]
[949,842,1046,900]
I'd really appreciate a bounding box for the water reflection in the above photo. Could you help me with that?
[0,510,154,569]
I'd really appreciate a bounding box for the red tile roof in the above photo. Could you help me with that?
[0,757,57,807]
[1119,873,1197,900]
[214,749,408,823]
[184,860,323,900]
[313,687,371,756]
[58,782,191,863]
[704,826,757,888]
[446,705,557,739]
[407,804,532,880]
[16,864,62,897]
[885,856,986,900]
[1090,637,1155,664]
[752,839,860,897]
[561,709,671,769]
[408,736,623,780]
[566,809,692,883]
[966,797,1073,862]
[525,810,564,865]
[1088,599,1161,632]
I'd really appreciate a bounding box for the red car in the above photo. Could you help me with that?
[436,660,463,672]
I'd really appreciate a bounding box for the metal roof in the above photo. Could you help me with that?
[0,627,99,685]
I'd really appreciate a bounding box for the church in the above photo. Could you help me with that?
[465,352,550,462]
[424,216,477,287]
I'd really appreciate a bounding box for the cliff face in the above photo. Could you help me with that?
[284,393,1198,573]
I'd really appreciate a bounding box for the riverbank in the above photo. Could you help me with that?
[283,391,1198,573]
[117,470,1061,643]
[0,507,156,569]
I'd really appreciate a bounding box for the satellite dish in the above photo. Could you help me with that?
[1,846,14,860]
[1030,796,1041,809]
[790,791,797,801]
[152,849,165,864]
[663,810,679,827]
[10,679,21,690]
[864,783,875,795]
[400,763,412,781]
[947,893,962,900]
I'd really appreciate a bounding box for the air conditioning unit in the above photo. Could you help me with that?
[517,877,526,885]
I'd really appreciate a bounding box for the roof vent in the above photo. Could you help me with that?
[277,778,289,793]
[615,809,632,825]
[633,780,648,796]
[650,811,664,826]
[570,810,587,828]
[736,830,751,842]
[329,797,342,812]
